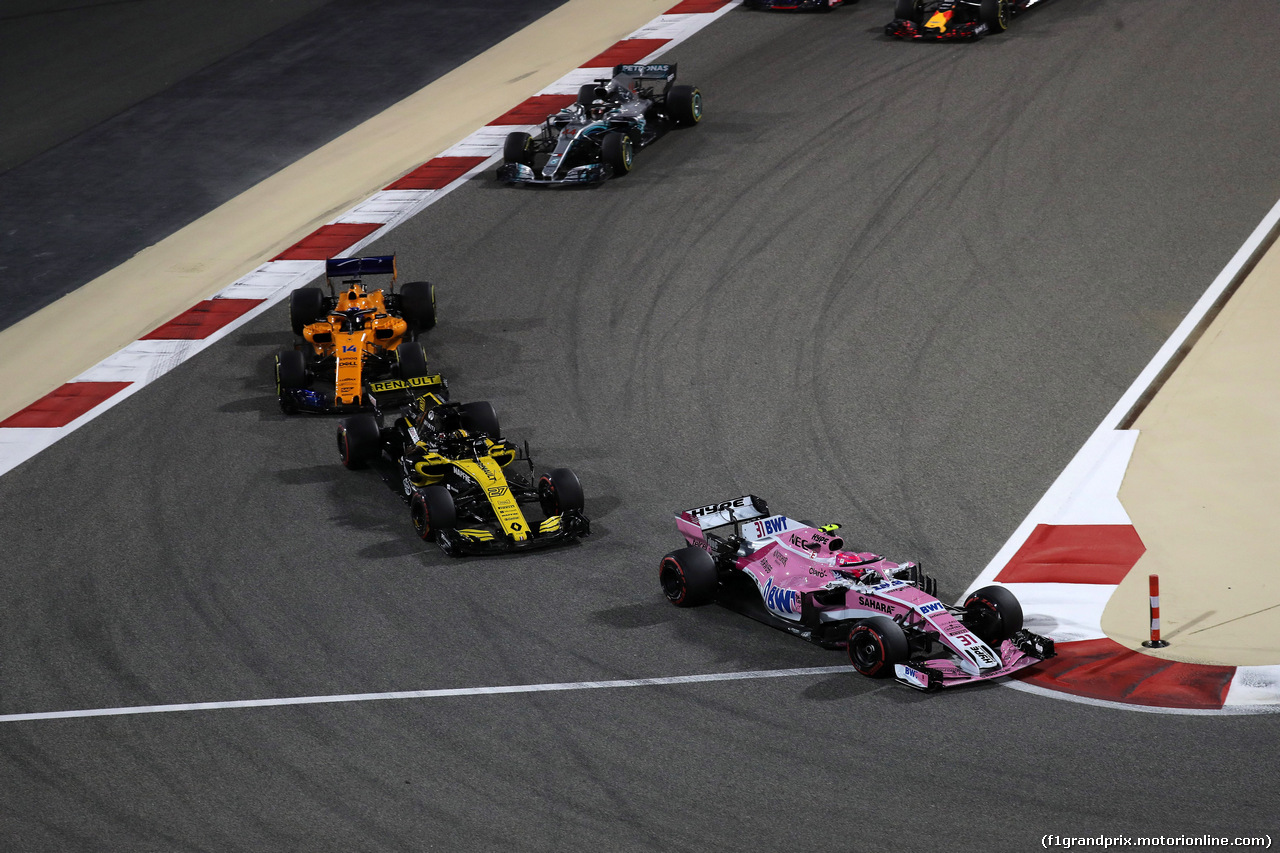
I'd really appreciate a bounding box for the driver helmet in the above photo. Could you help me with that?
[438,428,471,455]
[588,92,611,120]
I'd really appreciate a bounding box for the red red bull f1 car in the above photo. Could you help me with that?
[886,0,1044,40]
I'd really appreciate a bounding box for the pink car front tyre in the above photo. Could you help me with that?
[847,616,909,678]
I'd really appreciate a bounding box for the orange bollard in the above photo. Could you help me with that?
[1142,573,1170,648]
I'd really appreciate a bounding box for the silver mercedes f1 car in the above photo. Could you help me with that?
[497,64,702,185]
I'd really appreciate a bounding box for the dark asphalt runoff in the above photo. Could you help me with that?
[3,1,1280,850]
[0,0,569,332]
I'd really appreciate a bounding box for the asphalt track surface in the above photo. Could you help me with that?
[0,0,568,331]
[3,1,1280,850]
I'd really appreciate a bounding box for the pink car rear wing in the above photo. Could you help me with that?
[676,495,770,543]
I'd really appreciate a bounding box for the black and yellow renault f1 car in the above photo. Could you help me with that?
[337,393,590,556]
[275,255,439,414]
[886,0,1044,40]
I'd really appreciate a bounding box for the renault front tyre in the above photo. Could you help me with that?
[337,414,381,469]
[539,468,584,517]
[659,546,717,607]
[411,486,457,542]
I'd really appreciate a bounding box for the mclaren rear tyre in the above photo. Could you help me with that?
[659,546,718,607]
[337,414,382,469]
[963,585,1024,644]
[666,85,703,128]
[538,468,584,516]
[411,486,457,544]
[503,131,534,168]
[602,131,634,177]
[894,0,923,22]
[979,0,1009,32]
[399,280,436,333]
[289,287,326,337]
[395,341,430,381]
[848,616,910,678]
[459,401,500,439]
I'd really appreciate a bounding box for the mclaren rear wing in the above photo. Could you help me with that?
[326,255,397,283]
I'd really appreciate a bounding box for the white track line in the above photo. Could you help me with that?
[0,666,850,724]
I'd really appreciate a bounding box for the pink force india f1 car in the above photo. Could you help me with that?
[658,496,1054,691]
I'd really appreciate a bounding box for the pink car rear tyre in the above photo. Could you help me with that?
[847,616,909,678]
[659,546,717,607]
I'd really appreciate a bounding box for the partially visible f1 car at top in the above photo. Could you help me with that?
[744,0,851,10]
[275,255,439,414]
[886,0,1044,39]
[497,64,701,186]
[658,495,1054,690]
[338,392,590,556]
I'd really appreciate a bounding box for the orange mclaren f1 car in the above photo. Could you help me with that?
[275,255,439,414]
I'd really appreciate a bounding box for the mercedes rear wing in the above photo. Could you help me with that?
[612,63,677,83]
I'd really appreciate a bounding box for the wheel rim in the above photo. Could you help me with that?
[622,138,633,168]
[850,631,883,672]
[540,479,558,516]
[660,560,685,603]
[966,600,1000,641]
[412,500,429,538]
[691,93,702,121]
